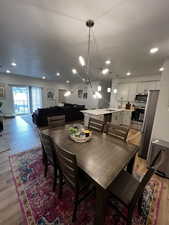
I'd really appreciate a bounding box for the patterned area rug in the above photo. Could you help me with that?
[9,148,162,225]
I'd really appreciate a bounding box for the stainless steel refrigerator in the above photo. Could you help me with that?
[139,90,160,159]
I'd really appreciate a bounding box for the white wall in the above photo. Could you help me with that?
[65,82,100,109]
[152,60,169,142]
[0,74,66,116]
[110,75,161,108]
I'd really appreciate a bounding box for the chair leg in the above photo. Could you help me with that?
[59,173,63,199]
[42,147,46,164]
[72,191,79,222]
[138,194,143,215]
[53,167,58,192]
[127,210,133,225]
[44,160,48,177]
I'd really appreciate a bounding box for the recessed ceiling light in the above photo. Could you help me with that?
[78,56,86,67]
[42,76,46,79]
[102,68,109,75]
[150,47,159,54]
[126,72,131,76]
[72,68,77,74]
[105,60,111,65]
[11,62,16,67]
[159,67,164,72]
[6,70,11,74]
[66,80,70,84]
[56,72,60,76]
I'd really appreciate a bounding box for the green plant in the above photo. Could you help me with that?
[69,127,78,135]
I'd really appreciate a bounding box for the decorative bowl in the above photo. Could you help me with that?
[68,124,92,143]
[69,133,92,143]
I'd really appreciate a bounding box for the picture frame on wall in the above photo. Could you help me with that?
[78,89,83,98]
[83,92,88,99]
[0,85,5,98]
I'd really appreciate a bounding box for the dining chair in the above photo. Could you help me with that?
[88,117,105,132]
[55,145,94,222]
[108,150,162,225]
[48,115,65,128]
[106,123,129,142]
[39,132,59,191]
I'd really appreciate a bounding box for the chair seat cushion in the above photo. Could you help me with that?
[108,170,139,206]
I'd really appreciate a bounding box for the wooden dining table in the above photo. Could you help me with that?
[42,125,138,225]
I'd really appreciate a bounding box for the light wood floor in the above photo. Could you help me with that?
[0,116,168,225]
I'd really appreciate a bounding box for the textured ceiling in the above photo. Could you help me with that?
[0,0,169,83]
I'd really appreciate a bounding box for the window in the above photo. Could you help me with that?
[12,86,42,114]
[12,86,30,114]
[31,87,42,112]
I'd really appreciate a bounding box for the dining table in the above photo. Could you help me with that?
[42,125,138,225]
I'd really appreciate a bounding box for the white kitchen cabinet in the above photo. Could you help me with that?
[128,83,137,102]
[121,111,132,126]
[142,81,156,93]
[117,83,129,102]
[155,81,160,90]
[136,82,144,94]
[111,112,122,125]
[111,111,132,126]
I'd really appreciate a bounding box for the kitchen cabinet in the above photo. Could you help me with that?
[128,83,137,102]
[136,82,145,94]
[117,84,129,102]
[117,81,160,104]
[111,111,132,126]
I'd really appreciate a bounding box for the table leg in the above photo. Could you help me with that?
[94,185,107,225]
[127,155,135,174]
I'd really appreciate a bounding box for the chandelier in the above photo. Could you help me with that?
[64,19,112,98]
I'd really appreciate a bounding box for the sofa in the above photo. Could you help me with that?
[32,103,86,127]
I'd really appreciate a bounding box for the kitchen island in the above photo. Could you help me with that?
[81,108,132,127]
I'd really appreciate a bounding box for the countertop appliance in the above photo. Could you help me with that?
[135,94,147,103]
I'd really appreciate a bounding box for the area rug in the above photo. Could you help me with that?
[9,148,163,225]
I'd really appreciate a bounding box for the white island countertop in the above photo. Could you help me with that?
[81,108,132,116]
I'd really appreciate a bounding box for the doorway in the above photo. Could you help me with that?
[12,86,30,115]
[12,86,42,115]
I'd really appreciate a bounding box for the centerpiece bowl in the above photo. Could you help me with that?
[68,124,92,143]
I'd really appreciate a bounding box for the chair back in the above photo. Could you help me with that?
[39,132,56,165]
[88,118,104,132]
[130,150,162,209]
[48,115,65,128]
[106,123,129,142]
[56,146,78,189]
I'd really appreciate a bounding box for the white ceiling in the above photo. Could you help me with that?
[0,0,169,82]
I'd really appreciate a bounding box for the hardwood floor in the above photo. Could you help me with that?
[0,116,168,225]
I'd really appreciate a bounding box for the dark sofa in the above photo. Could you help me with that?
[32,103,85,127]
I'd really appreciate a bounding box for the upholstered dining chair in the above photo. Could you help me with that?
[48,115,65,128]
[106,123,129,142]
[39,132,59,191]
[55,145,94,222]
[108,150,162,225]
[88,118,105,132]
